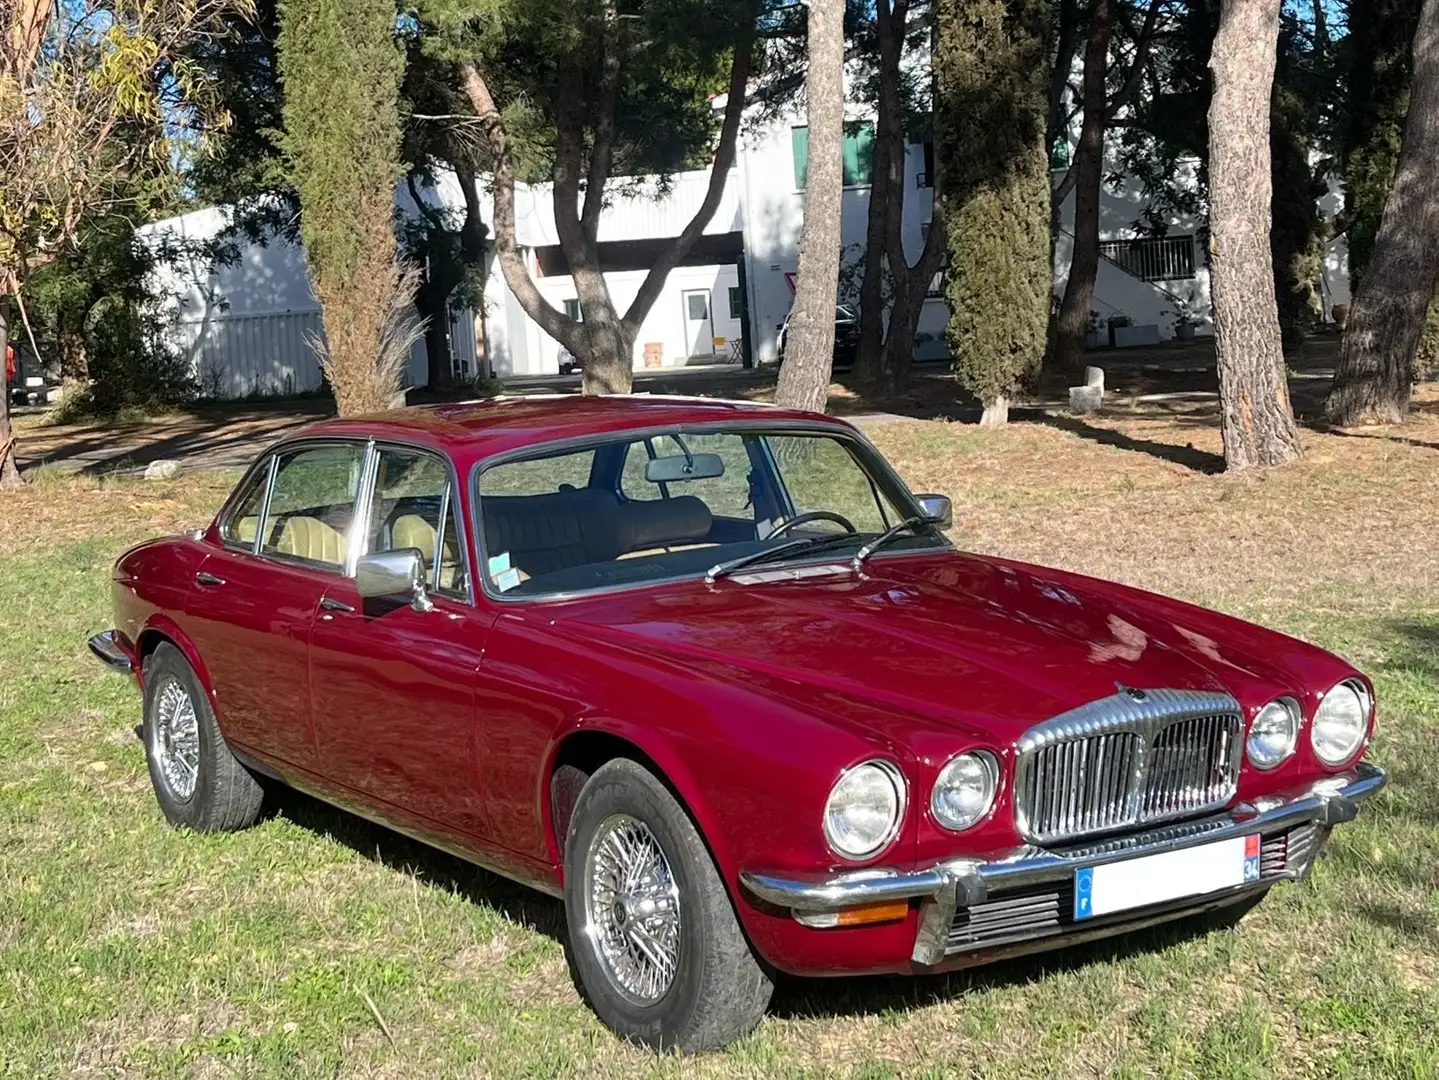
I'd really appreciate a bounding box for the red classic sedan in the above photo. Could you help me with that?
[89,396,1385,1051]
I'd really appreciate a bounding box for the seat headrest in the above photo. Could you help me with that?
[618,496,713,553]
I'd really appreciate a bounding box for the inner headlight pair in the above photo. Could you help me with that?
[823,753,998,861]
[1246,681,1371,770]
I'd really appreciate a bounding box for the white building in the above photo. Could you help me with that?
[140,90,1352,396]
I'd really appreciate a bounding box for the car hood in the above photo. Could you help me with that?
[554,551,1329,746]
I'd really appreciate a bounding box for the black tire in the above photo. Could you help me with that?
[563,758,773,1052]
[142,642,264,831]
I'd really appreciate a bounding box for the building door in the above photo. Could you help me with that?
[682,289,714,357]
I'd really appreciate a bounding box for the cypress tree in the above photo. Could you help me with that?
[278,0,411,414]
[937,0,1051,426]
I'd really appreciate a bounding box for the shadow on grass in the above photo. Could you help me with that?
[1028,412,1227,474]
[267,786,568,945]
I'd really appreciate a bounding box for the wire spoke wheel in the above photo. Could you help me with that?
[583,813,683,1006]
[151,677,200,802]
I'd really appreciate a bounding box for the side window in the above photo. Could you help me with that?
[619,433,755,520]
[366,447,468,598]
[219,460,271,549]
[767,435,899,533]
[260,443,366,568]
[478,447,596,495]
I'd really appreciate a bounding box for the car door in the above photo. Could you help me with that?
[308,443,494,838]
[185,440,369,770]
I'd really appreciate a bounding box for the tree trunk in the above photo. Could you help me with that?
[1327,0,1439,427]
[0,294,23,489]
[775,0,846,413]
[458,15,755,397]
[1052,0,1117,378]
[851,0,904,385]
[1208,0,1303,469]
[418,289,453,389]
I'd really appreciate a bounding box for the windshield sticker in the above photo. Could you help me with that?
[495,567,522,593]
[488,551,512,576]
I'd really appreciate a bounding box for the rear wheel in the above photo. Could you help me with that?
[563,758,772,1051]
[142,643,264,831]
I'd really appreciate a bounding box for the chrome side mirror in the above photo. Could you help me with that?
[355,549,434,613]
[915,494,953,529]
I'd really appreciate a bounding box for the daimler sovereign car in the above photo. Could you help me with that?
[89,396,1385,1051]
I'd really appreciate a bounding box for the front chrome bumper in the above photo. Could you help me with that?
[741,762,1386,966]
[87,630,134,673]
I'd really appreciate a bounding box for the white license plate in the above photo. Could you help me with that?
[1074,834,1262,920]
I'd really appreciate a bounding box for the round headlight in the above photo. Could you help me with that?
[1311,681,1370,766]
[1247,698,1299,770]
[931,751,999,832]
[823,760,905,860]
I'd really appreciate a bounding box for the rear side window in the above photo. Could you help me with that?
[220,461,271,549]
[260,443,367,568]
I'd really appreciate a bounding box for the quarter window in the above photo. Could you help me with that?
[366,447,469,598]
[259,443,367,568]
[220,461,271,549]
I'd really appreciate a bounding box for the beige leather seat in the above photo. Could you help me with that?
[392,514,465,591]
[272,516,347,566]
[234,517,259,544]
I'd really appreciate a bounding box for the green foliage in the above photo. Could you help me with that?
[278,0,405,288]
[937,0,1051,410]
[417,0,756,183]
[1343,0,1423,286]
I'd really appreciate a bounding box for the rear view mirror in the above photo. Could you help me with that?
[355,549,434,613]
[645,453,725,484]
[916,494,953,529]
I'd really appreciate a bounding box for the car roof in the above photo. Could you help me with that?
[280,394,855,462]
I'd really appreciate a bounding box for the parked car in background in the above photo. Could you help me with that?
[90,397,1385,1052]
[777,303,859,371]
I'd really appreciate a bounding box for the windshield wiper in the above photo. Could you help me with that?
[705,532,862,584]
[850,516,942,571]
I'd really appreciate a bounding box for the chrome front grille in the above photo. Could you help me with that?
[1015,689,1244,844]
[1142,713,1242,818]
[1025,732,1143,839]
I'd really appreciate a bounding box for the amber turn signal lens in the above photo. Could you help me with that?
[793,899,912,928]
[835,900,911,926]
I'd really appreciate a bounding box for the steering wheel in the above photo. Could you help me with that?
[768,510,858,539]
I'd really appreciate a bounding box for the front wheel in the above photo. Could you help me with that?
[142,642,265,832]
[563,759,772,1052]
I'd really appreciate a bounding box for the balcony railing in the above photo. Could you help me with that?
[1099,236,1197,282]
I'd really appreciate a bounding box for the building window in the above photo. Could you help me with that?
[1098,236,1197,282]
[728,286,743,320]
[564,298,583,322]
[792,122,876,189]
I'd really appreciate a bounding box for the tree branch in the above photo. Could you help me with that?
[621,13,757,339]
[457,60,583,356]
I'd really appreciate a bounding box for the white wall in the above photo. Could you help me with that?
[140,202,471,398]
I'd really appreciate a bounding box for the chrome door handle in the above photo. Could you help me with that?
[319,597,355,614]
[194,571,226,587]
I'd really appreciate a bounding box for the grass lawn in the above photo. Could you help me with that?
[1,408,1436,1078]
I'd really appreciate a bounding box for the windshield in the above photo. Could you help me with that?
[474,425,947,598]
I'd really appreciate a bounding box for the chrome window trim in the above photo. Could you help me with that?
[1013,688,1246,845]
[215,452,277,555]
[468,419,950,606]
[357,438,475,605]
